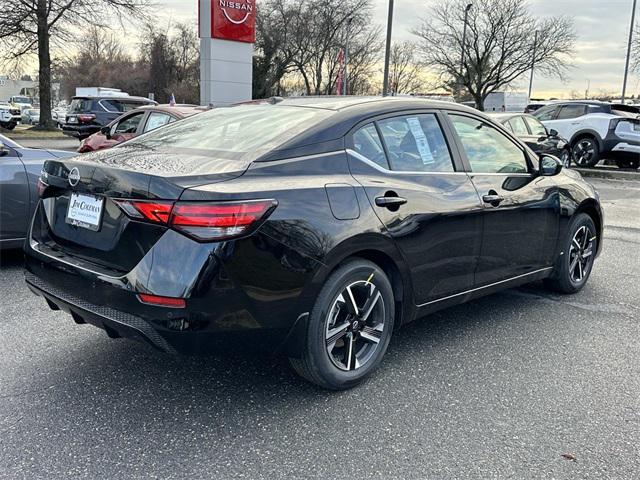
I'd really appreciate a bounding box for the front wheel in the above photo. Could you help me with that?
[544,213,597,294]
[572,138,600,168]
[289,259,395,390]
[560,148,572,168]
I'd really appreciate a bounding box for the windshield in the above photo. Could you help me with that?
[12,96,31,104]
[127,104,333,161]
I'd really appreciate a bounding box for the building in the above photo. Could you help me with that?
[0,75,61,104]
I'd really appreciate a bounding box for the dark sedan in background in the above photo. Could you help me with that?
[490,112,572,167]
[0,134,76,249]
[25,97,602,390]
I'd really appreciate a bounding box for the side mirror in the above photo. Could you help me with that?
[548,129,559,137]
[100,125,112,139]
[0,141,8,157]
[539,155,563,176]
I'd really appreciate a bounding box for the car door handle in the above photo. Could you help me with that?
[375,196,407,208]
[482,194,504,206]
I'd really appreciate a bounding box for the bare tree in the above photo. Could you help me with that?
[387,41,427,95]
[0,0,150,128]
[413,0,575,110]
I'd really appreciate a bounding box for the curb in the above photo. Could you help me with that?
[573,167,640,181]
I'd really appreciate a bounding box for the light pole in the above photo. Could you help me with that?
[622,0,638,104]
[382,0,394,96]
[344,17,353,95]
[528,30,539,101]
[458,3,473,99]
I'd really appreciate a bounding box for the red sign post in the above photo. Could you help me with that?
[211,0,256,43]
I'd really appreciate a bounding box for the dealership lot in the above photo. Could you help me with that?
[0,177,638,479]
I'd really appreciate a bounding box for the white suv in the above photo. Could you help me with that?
[533,101,640,169]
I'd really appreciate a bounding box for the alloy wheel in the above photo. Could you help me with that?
[560,150,571,168]
[573,140,595,166]
[325,280,385,371]
[568,225,595,283]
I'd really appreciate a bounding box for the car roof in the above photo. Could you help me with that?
[487,113,528,121]
[271,95,469,112]
[73,95,156,103]
[136,104,210,117]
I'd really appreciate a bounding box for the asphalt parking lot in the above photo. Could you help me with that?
[1,177,639,479]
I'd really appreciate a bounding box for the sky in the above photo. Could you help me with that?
[135,0,640,98]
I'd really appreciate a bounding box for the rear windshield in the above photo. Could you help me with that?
[68,99,93,113]
[127,104,333,161]
[12,96,31,103]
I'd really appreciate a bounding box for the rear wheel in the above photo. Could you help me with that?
[289,259,395,390]
[560,148,572,168]
[544,213,597,294]
[615,158,639,169]
[572,137,600,168]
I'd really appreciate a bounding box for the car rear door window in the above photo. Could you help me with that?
[508,116,529,136]
[449,114,528,174]
[352,123,389,169]
[114,112,144,134]
[534,105,559,121]
[144,112,173,133]
[556,105,586,120]
[524,116,547,136]
[377,114,454,172]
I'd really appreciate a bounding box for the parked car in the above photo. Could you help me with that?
[0,101,21,130]
[62,95,157,140]
[524,101,549,113]
[78,104,209,153]
[533,101,640,169]
[490,112,572,167]
[21,108,40,125]
[52,108,68,129]
[0,134,76,249]
[25,97,603,390]
[9,95,33,112]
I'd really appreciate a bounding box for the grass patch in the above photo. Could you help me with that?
[1,125,66,139]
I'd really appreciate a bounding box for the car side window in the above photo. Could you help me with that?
[114,112,144,134]
[144,112,173,133]
[449,114,529,174]
[377,114,454,172]
[534,105,559,121]
[352,123,389,169]
[508,117,529,136]
[524,116,547,137]
[100,100,124,113]
[557,105,586,120]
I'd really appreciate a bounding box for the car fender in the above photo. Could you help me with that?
[569,128,605,149]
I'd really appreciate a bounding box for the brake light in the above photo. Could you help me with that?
[138,293,186,308]
[114,199,277,241]
[77,114,96,123]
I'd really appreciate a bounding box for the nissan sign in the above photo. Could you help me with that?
[209,0,256,43]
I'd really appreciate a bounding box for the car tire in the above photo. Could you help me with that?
[572,137,600,168]
[544,213,598,294]
[615,158,639,169]
[289,259,395,390]
[560,148,572,168]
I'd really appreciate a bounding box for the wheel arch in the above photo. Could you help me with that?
[570,130,604,150]
[574,199,604,256]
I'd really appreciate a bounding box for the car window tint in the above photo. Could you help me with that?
[508,117,529,136]
[100,100,124,112]
[352,123,388,169]
[121,102,148,112]
[68,99,92,113]
[524,116,547,136]
[144,112,173,133]
[449,114,528,174]
[534,105,558,121]
[377,114,454,172]
[557,105,586,119]
[114,112,144,134]
[587,105,605,114]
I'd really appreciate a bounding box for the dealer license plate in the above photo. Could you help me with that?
[68,116,78,124]
[65,193,104,231]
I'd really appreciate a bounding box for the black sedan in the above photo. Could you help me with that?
[24,97,603,390]
[490,112,572,167]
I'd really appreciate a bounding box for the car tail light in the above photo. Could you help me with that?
[114,199,277,241]
[78,114,96,123]
[138,293,186,308]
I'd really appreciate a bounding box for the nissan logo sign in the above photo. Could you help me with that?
[68,167,81,187]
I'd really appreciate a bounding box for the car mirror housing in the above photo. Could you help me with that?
[100,126,111,139]
[539,155,563,176]
[549,128,559,137]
